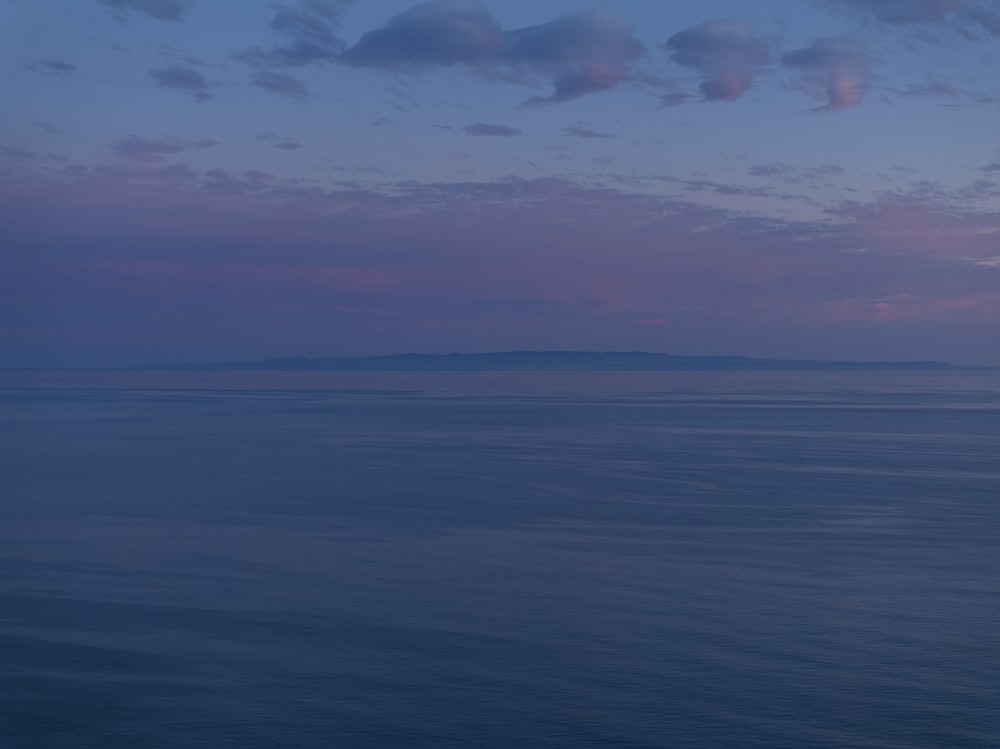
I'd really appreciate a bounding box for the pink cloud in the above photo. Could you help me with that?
[782,37,869,111]
[836,198,1000,258]
[665,19,772,102]
[817,293,1000,323]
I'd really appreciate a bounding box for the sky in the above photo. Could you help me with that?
[1,0,998,367]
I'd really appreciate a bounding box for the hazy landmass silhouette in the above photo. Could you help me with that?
[151,351,957,371]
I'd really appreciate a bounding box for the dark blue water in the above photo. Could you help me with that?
[2,370,998,748]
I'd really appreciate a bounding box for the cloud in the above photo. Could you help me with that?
[97,0,187,21]
[0,147,68,171]
[33,60,77,75]
[464,123,521,136]
[254,132,305,150]
[502,10,643,68]
[150,66,212,101]
[782,37,868,110]
[343,3,641,104]
[966,5,1000,36]
[342,0,504,68]
[899,81,961,97]
[665,19,772,101]
[240,0,344,66]
[660,92,690,107]
[748,163,795,179]
[830,0,960,24]
[520,63,627,105]
[826,0,1000,37]
[956,178,1000,201]
[112,136,217,162]
[505,9,644,104]
[562,125,616,139]
[33,121,66,135]
[829,195,1000,261]
[251,70,310,98]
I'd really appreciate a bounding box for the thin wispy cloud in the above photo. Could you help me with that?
[464,123,521,136]
[150,66,212,101]
[251,70,310,98]
[827,0,1000,37]
[562,126,616,139]
[240,0,345,66]
[831,0,960,24]
[899,81,961,97]
[97,0,188,22]
[33,60,78,75]
[112,136,217,162]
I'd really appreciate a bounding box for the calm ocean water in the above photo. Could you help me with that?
[2,369,998,748]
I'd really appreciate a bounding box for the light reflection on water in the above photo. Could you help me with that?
[1,370,998,748]
[3,366,999,396]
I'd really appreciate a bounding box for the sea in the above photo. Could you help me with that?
[2,369,998,748]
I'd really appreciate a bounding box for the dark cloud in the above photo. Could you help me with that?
[343,3,641,104]
[240,0,344,67]
[275,140,303,150]
[562,125,616,139]
[97,0,187,21]
[503,10,643,67]
[150,66,212,101]
[665,19,772,101]
[35,59,77,75]
[782,37,868,110]
[112,136,217,162]
[464,123,521,136]
[251,70,310,98]
[343,0,504,68]
[505,9,644,104]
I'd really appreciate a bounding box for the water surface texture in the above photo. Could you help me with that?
[2,370,998,748]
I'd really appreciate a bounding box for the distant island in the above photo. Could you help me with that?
[151,351,958,371]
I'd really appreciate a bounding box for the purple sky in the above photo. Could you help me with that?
[2,0,999,366]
